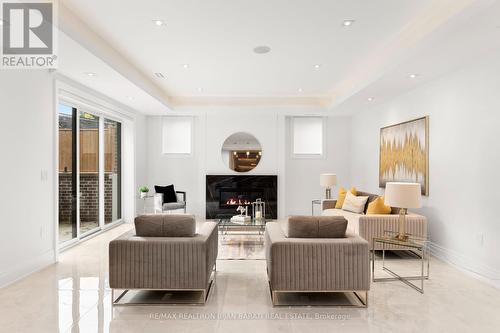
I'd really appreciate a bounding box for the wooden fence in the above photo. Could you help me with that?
[59,128,118,173]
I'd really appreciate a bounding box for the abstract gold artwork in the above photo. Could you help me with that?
[379,116,429,195]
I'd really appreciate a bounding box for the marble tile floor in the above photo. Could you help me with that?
[1,223,500,332]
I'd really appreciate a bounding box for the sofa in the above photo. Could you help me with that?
[109,214,218,305]
[322,191,428,250]
[265,216,370,307]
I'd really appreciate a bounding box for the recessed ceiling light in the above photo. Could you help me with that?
[343,20,355,27]
[298,88,303,93]
[368,97,374,102]
[153,19,165,26]
[127,96,135,101]
[253,45,271,54]
[182,64,189,69]
[84,72,96,77]
[314,64,321,69]
[154,72,165,78]
[197,87,203,92]
[409,73,419,79]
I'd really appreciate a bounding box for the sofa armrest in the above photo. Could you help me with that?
[109,222,218,290]
[358,214,428,249]
[176,191,186,202]
[322,199,337,210]
[153,193,163,213]
[265,222,370,292]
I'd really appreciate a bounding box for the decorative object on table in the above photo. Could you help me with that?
[139,186,149,199]
[230,205,251,223]
[384,182,422,240]
[320,173,337,199]
[379,116,429,195]
[334,187,357,208]
[252,198,266,221]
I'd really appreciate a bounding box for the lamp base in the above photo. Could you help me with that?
[394,208,408,241]
[325,188,332,200]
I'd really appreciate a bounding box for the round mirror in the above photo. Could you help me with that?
[221,132,262,172]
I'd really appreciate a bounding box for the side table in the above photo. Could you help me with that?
[372,231,430,293]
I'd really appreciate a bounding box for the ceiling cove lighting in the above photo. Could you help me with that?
[343,20,355,27]
[253,46,271,54]
[153,19,165,26]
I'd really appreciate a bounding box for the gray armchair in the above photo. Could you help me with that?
[265,217,370,307]
[109,215,218,305]
[154,191,187,213]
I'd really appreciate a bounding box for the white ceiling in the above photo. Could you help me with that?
[56,0,500,113]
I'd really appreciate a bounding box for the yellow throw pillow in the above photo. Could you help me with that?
[335,187,357,209]
[366,196,392,215]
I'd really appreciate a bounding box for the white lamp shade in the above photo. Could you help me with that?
[384,182,422,208]
[320,173,337,187]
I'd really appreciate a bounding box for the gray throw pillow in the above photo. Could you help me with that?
[135,214,196,237]
[287,215,347,238]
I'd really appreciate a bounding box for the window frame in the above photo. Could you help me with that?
[290,116,327,159]
[161,116,194,156]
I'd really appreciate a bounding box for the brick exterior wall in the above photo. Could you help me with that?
[59,173,118,224]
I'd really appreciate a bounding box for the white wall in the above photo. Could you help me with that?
[285,116,352,215]
[144,109,351,218]
[0,71,144,287]
[0,70,56,287]
[350,49,500,286]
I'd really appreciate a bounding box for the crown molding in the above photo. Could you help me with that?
[170,96,333,109]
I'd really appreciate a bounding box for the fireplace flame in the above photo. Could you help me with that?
[226,198,251,205]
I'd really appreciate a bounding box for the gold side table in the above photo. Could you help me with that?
[372,231,430,294]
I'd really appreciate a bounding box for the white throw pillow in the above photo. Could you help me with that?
[342,191,369,214]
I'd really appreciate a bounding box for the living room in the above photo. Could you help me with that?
[1,0,500,332]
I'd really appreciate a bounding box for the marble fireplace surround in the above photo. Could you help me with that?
[206,175,278,219]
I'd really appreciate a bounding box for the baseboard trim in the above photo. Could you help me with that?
[428,241,500,289]
[0,249,55,289]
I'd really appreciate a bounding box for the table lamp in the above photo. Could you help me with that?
[320,173,337,199]
[384,182,422,240]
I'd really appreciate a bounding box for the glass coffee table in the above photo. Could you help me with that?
[372,231,430,293]
[217,215,267,236]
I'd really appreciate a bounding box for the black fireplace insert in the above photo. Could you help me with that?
[206,175,277,219]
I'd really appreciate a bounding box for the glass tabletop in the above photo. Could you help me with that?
[373,231,428,248]
[217,218,267,227]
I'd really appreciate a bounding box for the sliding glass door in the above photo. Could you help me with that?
[104,119,121,224]
[58,103,122,246]
[58,105,77,243]
[79,112,100,236]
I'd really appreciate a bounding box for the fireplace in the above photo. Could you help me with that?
[219,188,264,208]
[206,175,277,219]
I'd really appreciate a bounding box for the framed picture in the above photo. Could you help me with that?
[379,116,429,195]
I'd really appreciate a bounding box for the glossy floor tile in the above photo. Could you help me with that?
[1,223,500,333]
